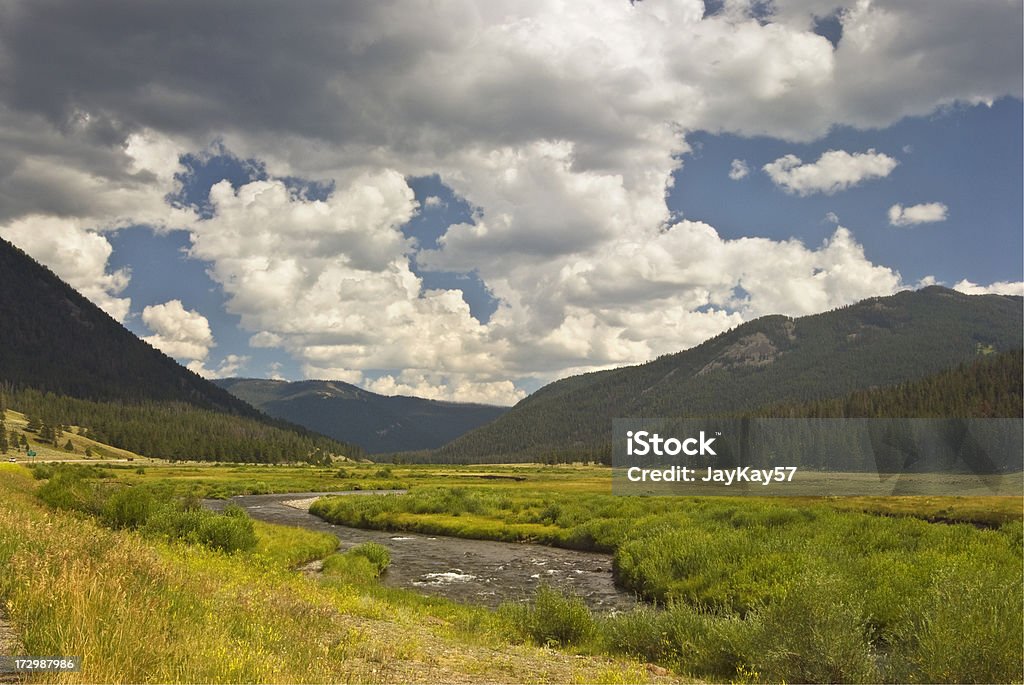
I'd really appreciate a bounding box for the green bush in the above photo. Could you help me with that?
[500,586,595,648]
[889,560,1024,684]
[321,553,379,584]
[599,603,750,677]
[143,505,208,540]
[346,542,390,575]
[143,503,256,553]
[746,568,878,684]
[195,512,257,553]
[36,470,104,514]
[321,542,391,584]
[30,463,55,480]
[102,486,155,529]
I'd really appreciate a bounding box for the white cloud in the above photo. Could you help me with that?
[0,215,131,321]
[424,195,444,209]
[142,300,214,361]
[249,331,284,348]
[187,175,524,401]
[953,280,1024,296]
[365,371,525,406]
[0,1,1019,402]
[763,149,899,195]
[187,355,250,379]
[888,202,948,226]
[729,159,750,180]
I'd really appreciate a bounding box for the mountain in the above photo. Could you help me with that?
[0,237,362,462]
[0,237,252,412]
[214,378,508,454]
[436,287,1023,462]
[762,348,1022,419]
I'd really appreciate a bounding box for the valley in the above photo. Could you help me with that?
[1,238,1021,683]
[1,457,1020,683]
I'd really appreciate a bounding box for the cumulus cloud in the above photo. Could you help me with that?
[423,195,444,209]
[142,300,214,361]
[0,215,131,321]
[365,371,525,406]
[952,279,1024,296]
[763,149,899,195]
[888,202,948,226]
[0,1,1019,402]
[0,122,195,322]
[187,354,249,379]
[186,174,525,401]
[729,159,750,180]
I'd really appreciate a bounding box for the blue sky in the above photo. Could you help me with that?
[0,1,1021,404]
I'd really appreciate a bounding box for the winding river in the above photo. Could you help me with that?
[205,491,637,612]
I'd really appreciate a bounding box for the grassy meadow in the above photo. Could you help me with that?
[1,459,1021,683]
[0,463,671,684]
[311,468,1023,683]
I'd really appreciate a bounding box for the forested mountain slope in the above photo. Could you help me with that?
[437,287,1022,461]
[0,238,363,462]
[0,238,253,411]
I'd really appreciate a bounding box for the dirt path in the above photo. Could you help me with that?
[0,606,23,684]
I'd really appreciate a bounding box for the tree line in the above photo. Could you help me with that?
[0,386,364,463]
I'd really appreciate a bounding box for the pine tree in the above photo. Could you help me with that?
[63,438,74,453]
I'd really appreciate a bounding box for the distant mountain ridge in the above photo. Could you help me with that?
[214,378,508,454]
[435,286,1023,461]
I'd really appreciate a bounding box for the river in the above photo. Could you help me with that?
[205,491,637,612]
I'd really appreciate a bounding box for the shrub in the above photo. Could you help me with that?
[195,512,257,553]
[102,486,155,529]
[500,585,595,648]
[889,560,1024,683]
[36,470,104,514]
[346,542,390,575]
[142,503,256,553]
[746,568,878,684]
[599,603,751,677]
[321,553,378,584]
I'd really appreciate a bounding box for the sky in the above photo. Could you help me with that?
[0,0,1021,405]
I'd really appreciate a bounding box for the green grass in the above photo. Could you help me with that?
[12,459,1023,683]
[0,464,668,684]
[313,483,1024,683]
[251,520,339,567]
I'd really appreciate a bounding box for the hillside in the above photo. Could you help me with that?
[215,378,507,454]
[0,238,254,411]
[762,349,1023,419]
[436,287,1023,461]
[1,407,146,462]
[0,238,363,462]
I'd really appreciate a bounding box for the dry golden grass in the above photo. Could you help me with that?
[0,465,678,684]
